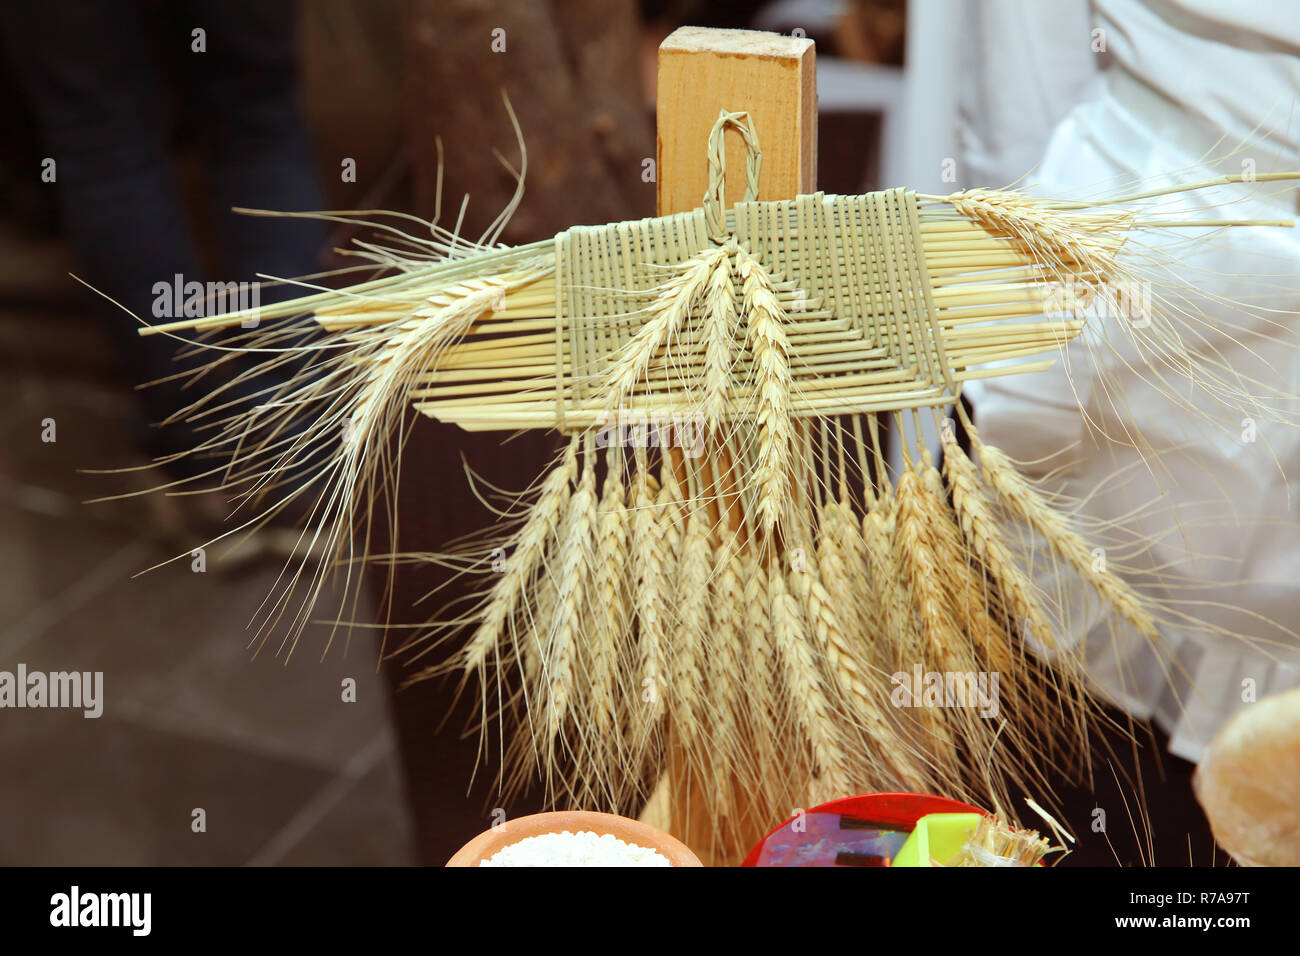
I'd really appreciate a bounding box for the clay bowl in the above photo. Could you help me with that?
[446,810,703,867]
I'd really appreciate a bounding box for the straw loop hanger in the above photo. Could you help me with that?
[704,109,763,242]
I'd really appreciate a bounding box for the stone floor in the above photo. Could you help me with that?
[0,229,417,865]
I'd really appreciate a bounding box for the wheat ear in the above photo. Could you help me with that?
[975,438,1162,643]
[543,440,598,767]
[913,457,1047,797]
[736,248,793,534]
[825,500,882,638]
[946,188,1132,283]
[789,565,915,789]
[915,459,1014,681]
[943,442,1058,652]
[770,565,852,804]
[943,439,1092,751]
[741,549,784,812]
[672,507,712,771]
[895,471,966,662]
[862,503,915,668]
[816,502,856,618]
[587,447,630,782]
[604,245,727,406]
[706,531,747,806]
[887,476,963,773]
[702,246,740,430]
[463,435,578,676]
[630,464,668,761]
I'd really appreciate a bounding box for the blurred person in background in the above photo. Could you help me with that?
[0,0,326,480]
[955,0,1300,862]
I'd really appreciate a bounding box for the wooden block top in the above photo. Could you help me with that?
[658,25,814,59]
[656,26,817,217]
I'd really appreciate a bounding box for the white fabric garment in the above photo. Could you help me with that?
[958,0,1300,761]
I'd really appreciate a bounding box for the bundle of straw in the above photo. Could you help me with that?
[118,108,1300,859]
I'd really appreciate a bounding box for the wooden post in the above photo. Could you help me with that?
[656,27,817,216]
[642,25,817,865]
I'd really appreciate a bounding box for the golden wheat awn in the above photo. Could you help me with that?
[107,102,1300,856]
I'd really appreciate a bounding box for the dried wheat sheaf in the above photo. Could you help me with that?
[106,107,1300,860]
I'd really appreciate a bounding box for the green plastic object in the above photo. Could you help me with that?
[891,812,983,867]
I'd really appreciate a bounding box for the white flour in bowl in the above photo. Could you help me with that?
[479,830,671,867]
